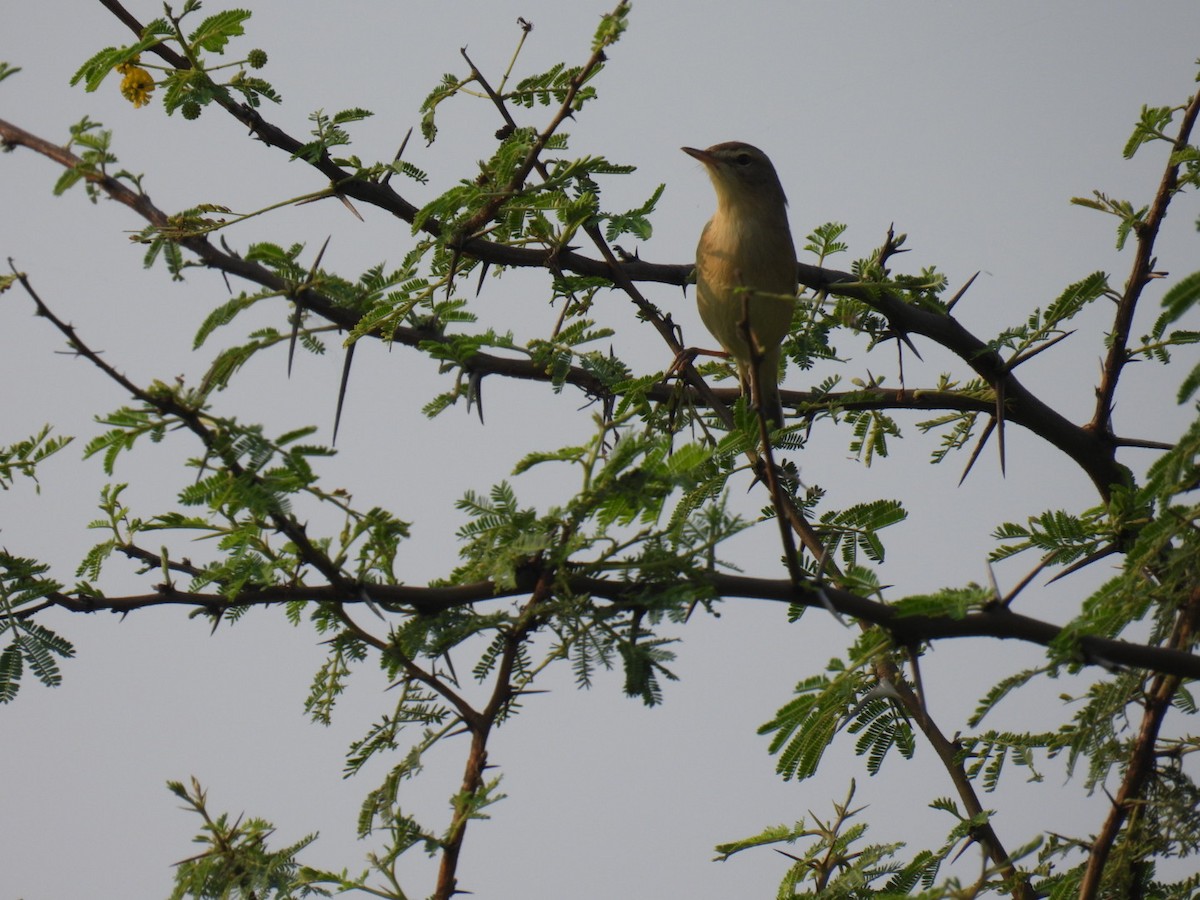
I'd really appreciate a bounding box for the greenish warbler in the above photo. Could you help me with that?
[683,142,797,425]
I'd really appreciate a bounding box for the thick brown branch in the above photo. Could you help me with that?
[436,726,489,900]
[795,262,1132,498]
[31,572,1200,680]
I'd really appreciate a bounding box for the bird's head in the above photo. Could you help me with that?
[682,142,788,211]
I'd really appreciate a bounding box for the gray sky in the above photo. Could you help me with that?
[3,2,1200,897]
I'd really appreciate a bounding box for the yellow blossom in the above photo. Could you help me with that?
[115,55,155,109]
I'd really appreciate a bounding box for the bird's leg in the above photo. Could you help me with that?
[664,344,729,381]
[735,288,770,417]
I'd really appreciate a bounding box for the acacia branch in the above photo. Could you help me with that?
[1077,586,1200,898]
[2,8,1188,897]
[71,0,1137,503]
[9,265,353,596]
[887,673,1033,897]
[4,65,1146,501]
[27,570,1200,681]
[0,107,1134,504]
[435,573,551,900]
[458,39,736,429]
[4,44,1186,681]
[795,262,1135,497]
[1090,86,1200,438]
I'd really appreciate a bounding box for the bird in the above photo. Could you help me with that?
[682,142,797,426]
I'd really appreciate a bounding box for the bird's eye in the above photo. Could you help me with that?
[735,153,753,166]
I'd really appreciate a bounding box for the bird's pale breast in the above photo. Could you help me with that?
[694,203,797,362]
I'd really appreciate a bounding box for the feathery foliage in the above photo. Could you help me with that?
[2,3,1200,898]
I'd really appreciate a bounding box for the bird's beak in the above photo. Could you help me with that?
[682,146,715,167]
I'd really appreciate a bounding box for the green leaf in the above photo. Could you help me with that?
[1123,104,1176,159]
[192,291,268,349]
[419,72,463,143]
[0,426,73,491]
[761,667,864,782]
[70,46,138,92]
[331,107,373,125]
[188,9,252,54]
[1177,361,1200,403]
[603,183,664,242]
[69,24,172,93]
[1160,269,1200,326]
[804,221,849,261]
[592,1,630,52]
[891,584,991,620]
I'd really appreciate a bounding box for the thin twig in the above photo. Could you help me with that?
[1090,87,1200,438]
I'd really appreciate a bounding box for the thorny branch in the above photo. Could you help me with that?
[32,1,1167,505]
[1090,87,1200,439]
[21,548,1200,681]
[0,105,1153,501]
[2,5,1198,897]
[1076,593,1200,899]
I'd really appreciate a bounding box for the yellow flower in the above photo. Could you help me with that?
[116,55,155,108]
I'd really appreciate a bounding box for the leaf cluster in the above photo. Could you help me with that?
[167,777,327,900]
[70,4,278,121]
[0,426,72,491]
[0,553,75,702]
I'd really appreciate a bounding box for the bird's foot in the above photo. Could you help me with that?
[666,345,729,380]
